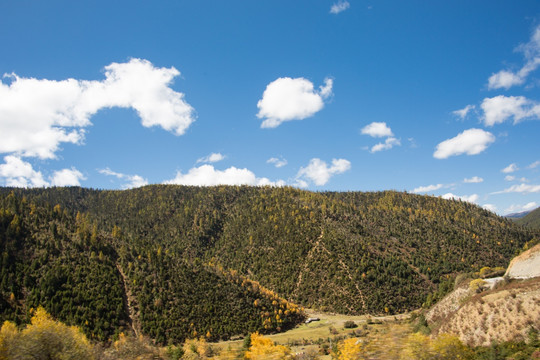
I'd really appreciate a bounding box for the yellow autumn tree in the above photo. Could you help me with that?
[400,332,473,360]
[333,337,364,360]
[183,337,214,359]
[431,334,474,360]
[244,332,294,360]
[0,306,93,360]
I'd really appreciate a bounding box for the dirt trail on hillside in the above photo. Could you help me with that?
[116,263,141,337]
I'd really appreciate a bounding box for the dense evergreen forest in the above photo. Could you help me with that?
[516,206,540,229]
[0,185,537,345]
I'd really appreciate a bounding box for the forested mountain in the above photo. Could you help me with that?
[516,206,540,229]
[0,186,537,345]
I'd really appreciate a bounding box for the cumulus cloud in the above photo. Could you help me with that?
[463,176,483,183]
[267,157,288,168]
[488,25,540,90]
[505,175,516,181]
[196,152,226,164]
[361,122,394,138]
[441,193,479,204]
[99,167,148,189]
[492,183,540,194]
[412,183,445,193]
[0,156,47,187]
[0,58,195,159]
[370,137,400,153]
[453,105,475,119]
[330,0,350,14]
[505,202,538,214]
[480,95,540,126]
[296,158,351,186]
[165,165,285,187]
[483,204,497,212]
[257,77,333,128]
[502,163,519,174]
[0,156,84,187]
[433,128,495,159]
[50,168,85,187]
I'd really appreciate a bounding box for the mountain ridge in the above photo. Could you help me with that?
[0,185,537,344]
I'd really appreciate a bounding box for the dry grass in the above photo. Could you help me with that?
[213,310,413,359]
[432,277,540,347]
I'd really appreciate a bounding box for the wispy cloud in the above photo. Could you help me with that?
[505,202,538,214]
[412,183,445,193]
[267,157,288,168]
[453,105,475,120]
[99,167,148,189]
[488,25,540,90]
[492,183,540,194]
[370,137,400,153]
[463,176,483,183]
[196,152,226,164]
[501,163,519,174]
[528,160,540,169]
[330,0,350,14]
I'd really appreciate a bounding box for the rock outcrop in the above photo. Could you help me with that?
[505,243,540,279]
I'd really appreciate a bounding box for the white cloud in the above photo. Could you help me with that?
[165,164,285,187]
[505,175,516,181]
[257,77,333,128]
[99,167,148,189]
[196,152,226,164]
[528,160,540,169]
[483,204,497,212]
[453,105,475,119]
[488,71,524,90]
[0,58,195,159]
[463,176,483,183]
[441,193,479,204]
[50,168,85,187]
[492,183,540,194]
[433,128,495,159]
[488,25,540,90]
[480,95,540,126]
[502,163,519,173]
[412,183,445,193]
[296,158,350,186]
[267,157,288,168]
[330,0,350,14]
[370,137,400,153]
[505,202,538,214]
[0,156,47,187]
[361,122,394,138]
[0,155,84,188]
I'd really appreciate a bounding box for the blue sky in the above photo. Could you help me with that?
[1,1,540,215]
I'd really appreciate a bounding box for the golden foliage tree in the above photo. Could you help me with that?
[333,337,364,360]
[400,332,474,360]
[0,307,93,360]
[182,337,214,359]
[244,332,294,360]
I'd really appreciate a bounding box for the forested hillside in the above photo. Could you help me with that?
[0,185,537,345]
[516,206,540,229]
